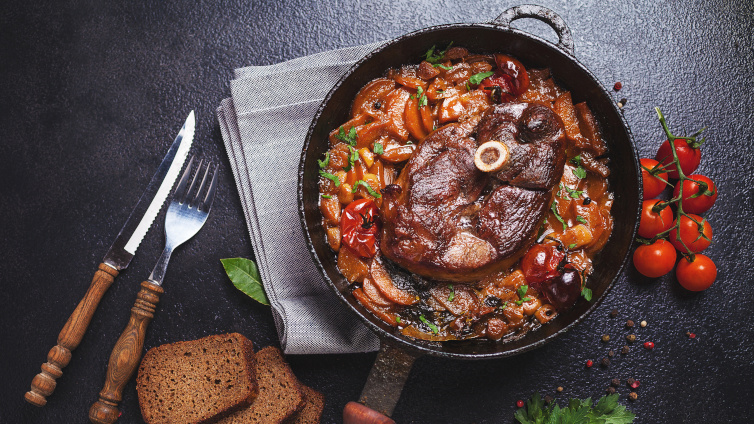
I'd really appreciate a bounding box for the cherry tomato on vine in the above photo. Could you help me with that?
[493,54,530,95]
[638,199,673,239]
[669,214,712,253]
[640,158,669,199]
[520,243,566,285]
[478,71,516,103]
[655,139,701,179]
[340,199,381,258]
[673,174,718,214]
[633,239,676,278]
[676,254,717,291]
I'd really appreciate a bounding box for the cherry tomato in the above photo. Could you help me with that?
[540,266,581,311]
[633,239,676,278]
[493,54,530,95]
[638,199,673,239]
[676,254,717,291]
[640,158,669,199]
[478,71,515,104]
[520,243,566,285]
[672,175,718,214]
[655,139,701,179]
[669,214,712,253]
[340,199,381,258]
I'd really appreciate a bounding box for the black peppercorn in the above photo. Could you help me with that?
[626,320,635,327]
[601,357,610,367]
[606,386,616,395]
[621,345,630,354]
[610,309,618,317]
[611,378,621,387]
[608,350,615,357]
[374,101,382,110]
[583,197,592,205]
[627,378,636,386]
[544,395,554,404]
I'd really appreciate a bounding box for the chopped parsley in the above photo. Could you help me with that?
[568,243,577,250]
[373,142,384,155]
[395,316,401,323]
[423,42,453,64]
[321,194,332,199]
[419,314,439,334]
[351,180,381,198]
[576,215,588,225]
[317,152,330,169]
[433,63,453,70]
[515,285,532,305]
[581,286,593,301]
[571,155,587,179]
[343,146,358,171]
[469,71,494,85]
[416,87,428,107]
[448,284,455,302]
[571,155,582,166]
[560,183,584,199]
[336,126,358,146]
[550,201,567,231]
[319,170,340,187]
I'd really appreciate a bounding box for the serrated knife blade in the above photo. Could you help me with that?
[25,111,195,407]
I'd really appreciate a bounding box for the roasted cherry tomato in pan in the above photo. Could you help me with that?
[340,199,381,258]
[673,174,718,214]
[478,71,516,104]
[640,158,668,199]
[493,54,530,95]
[669,214,712,253]
[676,253,717,291]
[638,199,673,239]
[540,265,581,311]
[520,243,566,285]
[633,239,676,278]
[655,139,701,179]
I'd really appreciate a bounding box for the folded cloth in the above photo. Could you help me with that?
[217,42,385,354]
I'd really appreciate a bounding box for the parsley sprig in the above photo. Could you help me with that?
[514,392,635,424]
[336,126,358,146]
[319,170,340,187]
[352,180,381,198]
[469,71,494,85]
[559,183,584,200]
[515,285,531,306]
[343,146,358,171]
[423,42,453,64]
[571,155,587,179]
[550,201,567,231]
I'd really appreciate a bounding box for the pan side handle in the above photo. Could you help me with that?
[491,4,575,55]
[343,342,420,423]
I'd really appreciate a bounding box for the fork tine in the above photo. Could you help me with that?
[174,155,195,202]
[199,164,219,212]
[182,158,203,204]
[189,162,211,209]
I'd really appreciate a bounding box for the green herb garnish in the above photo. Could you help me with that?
[221,258,269,305]
[560,183,584,199]
[417,87,428,107]
[571,155,582,166]
[373,142,384,155]
[550,201,567,231]
[352,180,381,198]
[321,194,332,199]
[515,285,531,305]
[317,152,330,169]
[423,42,453,64]
[336,126,358,146]
[573,166,587,179]
[568,243,577,249]
[433,63,453,70]
[514,392,635,424]
[419,314,439,334]
[469,71,494,85]
[581,287,593,301]
[319,170,340,187]
[448,284,455,302]
[576,215,588,225]
[396,316,401,323]
[343,146,358,171]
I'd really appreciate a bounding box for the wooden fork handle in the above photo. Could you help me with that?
[89,281,163,424]
[25,263,119,407]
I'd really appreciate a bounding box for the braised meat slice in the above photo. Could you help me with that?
[381,103,567,282]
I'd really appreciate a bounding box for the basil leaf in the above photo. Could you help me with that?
[433,63,453,70]
[352,180,381,198]
[551,201,567,231]
[319,170,340,187]
[419,314,439,334]
[469,71,494,85]
[373,142,384,155]
[221,258,269,305]
[576,215,588,224]
[317,152,330,169]
[336,125,358,146]
[573,166,587,179]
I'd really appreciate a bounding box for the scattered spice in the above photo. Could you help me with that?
[643,341,655,350]
[611,379,621,387]
[617,101,624,109]
[626,334,636,343]
[610,309,619,318]
[687,332,696,339]
[606,386,616,395]
[621,346,630,354]
[629,380,641,389]
[544,395,554,404]
[601,357,610,367]
[608,350,615,357]
[640,320,647,328]
[620,98,628,105]
[626,320,635,327]
[626,378,636,387]
[586,359,594,368]
[602,334,611,342]
[557,386,564,392]
[613,82,622,91]
[583,196,592,205]
[516,399,525,408]
[628,392,638,401]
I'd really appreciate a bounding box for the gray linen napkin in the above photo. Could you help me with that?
[217,42,385,354]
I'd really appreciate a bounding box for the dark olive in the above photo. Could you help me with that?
[540,267,581,311]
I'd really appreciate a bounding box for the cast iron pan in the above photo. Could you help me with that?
[298,5,641,422]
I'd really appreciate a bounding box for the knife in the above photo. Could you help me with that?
[24,112,195,407]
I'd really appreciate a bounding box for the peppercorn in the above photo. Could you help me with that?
[626,378,636,386]
[621,345,630,354]
[626,320,634,327]
[687,332,696,339]
[643,341,655,350]
[628,392,638,401]
[583,197,592,205]
[601,357,610,367]
[611,378,621,387]
[606,386,616,395]
[374,101,382,110]
[586,359,594,368]
[602,334,610,342]
[640,320,647,328]
[614,82,622,91]
[617,101,624,108]
[544,395,554,404]
[557,386,564,392]
[608,350,615,357]
[516,400,524,408]
[626,334,636,343]
[629,379,641,389]
[610,309,618,317]
[620,98,628,105]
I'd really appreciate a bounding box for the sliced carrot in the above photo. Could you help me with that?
[370,258,418,305]
[404,96,428,141]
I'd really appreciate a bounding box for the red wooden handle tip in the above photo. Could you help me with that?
[343,401,395,424]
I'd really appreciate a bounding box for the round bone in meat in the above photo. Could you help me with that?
[474,140,509,172]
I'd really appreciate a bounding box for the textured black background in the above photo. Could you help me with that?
[2,1,753,423]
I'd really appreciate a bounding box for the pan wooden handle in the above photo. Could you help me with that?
[88,281,163,424]
[25,263,119,407]
[344,401,395,424]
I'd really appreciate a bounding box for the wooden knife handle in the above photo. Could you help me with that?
[89,281,163,424]
[25,263,119,407]
[343,402,396,424]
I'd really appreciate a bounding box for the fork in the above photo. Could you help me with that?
[88,156,218,424]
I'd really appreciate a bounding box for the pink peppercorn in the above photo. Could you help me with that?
[586,359,594,368]
[630,380,640,389]
[614,82,622,91]
[643,342,655,350]
[516,400,525,408]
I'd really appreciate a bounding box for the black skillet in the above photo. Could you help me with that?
[298,5,641,422]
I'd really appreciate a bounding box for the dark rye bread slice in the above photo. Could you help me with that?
[217,346,305,424]
[136,333,258,424]
[285,385,325,424]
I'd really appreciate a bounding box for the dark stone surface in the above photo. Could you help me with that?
[1,1,752,423]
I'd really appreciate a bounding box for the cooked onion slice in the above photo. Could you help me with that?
[474,140,509,172]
